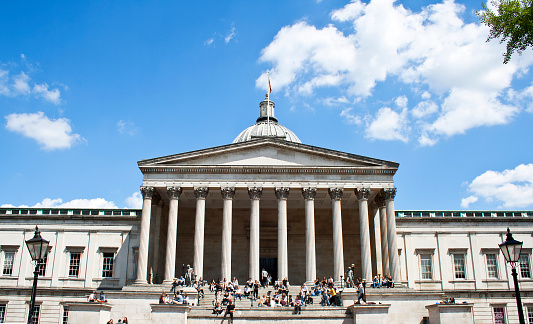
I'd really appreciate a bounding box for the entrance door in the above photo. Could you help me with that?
[259,258,278,283]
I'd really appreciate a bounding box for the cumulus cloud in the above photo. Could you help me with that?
[462,164,533,208]
[365,106,410,142]
[340,107,362,125]
[125,192,143,209]
[0,67,63,104]
[5,112,84,150]
[256,0,533,145]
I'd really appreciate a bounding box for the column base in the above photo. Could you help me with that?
[134,279,149,285]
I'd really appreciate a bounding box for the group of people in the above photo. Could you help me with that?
[106,318,127,324]
[159,291,191,305]
[371,274,395,288]
[88,290,107,303]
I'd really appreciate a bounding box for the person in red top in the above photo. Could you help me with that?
[224,299,235,323]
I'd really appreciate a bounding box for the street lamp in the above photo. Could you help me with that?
[498,228,525,324]
[25,226,49,324]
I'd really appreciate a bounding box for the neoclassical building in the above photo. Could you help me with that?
[0,95,532,324]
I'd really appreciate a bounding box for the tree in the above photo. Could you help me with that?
[477,0,533,63]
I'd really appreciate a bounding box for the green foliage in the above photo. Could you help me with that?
[477,0,533,63]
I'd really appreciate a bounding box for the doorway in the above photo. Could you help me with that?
[259,258,278,283]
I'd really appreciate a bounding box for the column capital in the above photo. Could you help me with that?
[374,191,385,208]
[194,187,209,199]
[328,187,343,200]
[221,187,236,199]
[275,187,290,200]
[302,188,317,200]
[382,188,397,201]
[355,188,370,200]
[141,187,155,199]
[167,187,182,200]
[248,187,263,200]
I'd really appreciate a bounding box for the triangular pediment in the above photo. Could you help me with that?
[138,139,398,170]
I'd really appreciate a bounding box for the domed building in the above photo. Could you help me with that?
[0,95,532,324]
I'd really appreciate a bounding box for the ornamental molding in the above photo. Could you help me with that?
[140,187,155,199]
[302,188,317,200]
[167,187,182,200]
[139,165,397,176]
[274,187,290,200]
[355,188,370,200]
[194,187,209,199]
[248,187,263,200]
[328,188,343,200]
[382,188,397,201]
[221,187,236,199]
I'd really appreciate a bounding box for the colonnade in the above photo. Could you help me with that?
[134,186,400,285]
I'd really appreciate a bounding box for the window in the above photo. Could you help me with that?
[62,305,68,324]
[453,254,466,279]
[68,252,81,277]
[493,306,506,324]
[36,253,48,277]
[520,254,531,279]
[0,304,5,323]
[30,305,40,324]
[486,254,499,279]
[527,307,533,324]
[2,252,14,276]
[420,254,433,280]
[102,252,114,278]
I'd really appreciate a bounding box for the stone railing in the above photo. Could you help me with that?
[396,210,532,218]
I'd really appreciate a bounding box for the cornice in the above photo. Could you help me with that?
[139,165,397,175]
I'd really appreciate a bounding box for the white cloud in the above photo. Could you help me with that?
[117,120,138,135]
[256,0,533,144]
[340,107,362,125]
[366,106,409,142]
[461,195,478,208]
[225,27,237,44]
[5,112,84,150]
[463,164,533,208]
[4,198,118,209]
[125,192,143,209]
[204,38,214,46]
[324,96,350,106]
[0,67,63,104]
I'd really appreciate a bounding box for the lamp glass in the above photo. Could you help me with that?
[499,229,523,264]
[25,228,50,261]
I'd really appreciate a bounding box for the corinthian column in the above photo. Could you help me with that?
[376,193,389,276]
[221,187,235,280]
[302,188,317,283]
[384,188,400,282]
[151,194,162,283]
[275,187,290,281]
[163,187,181,284]
[248,187,262,281]
[356,188,372,282]
[136,186,155,284]
[193,187,209,280]
[328,188,344,283]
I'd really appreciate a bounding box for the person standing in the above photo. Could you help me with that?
[357,282,366,303]
[223,299,235,323]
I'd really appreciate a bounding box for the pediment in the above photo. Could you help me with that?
[138,139,398,170]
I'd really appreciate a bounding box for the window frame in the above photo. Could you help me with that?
[65,247,85,279]
[98,247,118,279]
[29,304,40,324]
[486,253,499,279]
[0,303,6,323]
[492,305,507,324]
[68,252,81,278]
[415,249,435,281]
[519,253,532,279]
[2,252,15,276]
[453,253,466,279]
[62,305,69,324]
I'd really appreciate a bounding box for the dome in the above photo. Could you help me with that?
[233,94,301,144]
[233,120,302,144]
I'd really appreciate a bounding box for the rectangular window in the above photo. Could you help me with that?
[68,253,81,277]
[2,252,14,276]
[486,254,499,279]
[36,253,48,277]
[0,304,6,323]
[420,254,432,280]
[102,252,114,278]
[527,307,533,324]
[520,254,531,279]
[62,305,68,324]
[493,307,506,324]
[453,254,466,279]
[30,305,40,324]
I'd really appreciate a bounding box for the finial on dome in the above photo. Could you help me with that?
[259,94,275,121]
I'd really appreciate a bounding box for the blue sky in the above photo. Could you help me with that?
[1,0,533,210]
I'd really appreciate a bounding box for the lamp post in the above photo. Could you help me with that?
[25,226,49,324]
[498,228,525,324]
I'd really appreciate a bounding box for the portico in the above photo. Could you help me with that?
[133,98,398,286]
